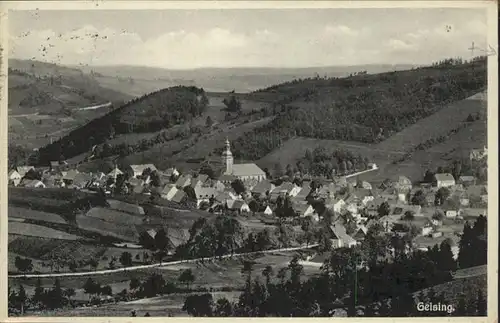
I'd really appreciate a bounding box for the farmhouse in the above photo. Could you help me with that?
[164,167,180,178]
[292,203,315,217]
[328,223,357,249]
[227,199,250,213]
[22,179,46,188]
[62,169,80,185]
[170,190,186,204]
[175,174,192,188]
[127,164,157,178]
[326,198,346,213]
[107,167,123,179]
[462,208,487,218]
[16,166,35,178]
[8,170,22,186]
[194,186,217,208]
[161,184,179,201]
[459,176,476,186]
[222,138,266,182]
[434,173,456,188]
[295,184,312,200]
[251,180,275,198]
[353,225,368,241]
[262,205,273,215]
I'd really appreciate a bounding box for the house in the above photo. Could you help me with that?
[196,174,209,184]
[164,167,180,178]
[434,173,456,188]
[379,187,398,201]
[72,172,92,189]
[269,182,301,201]
[317,183,336,200]
[22,179,46,188]
[353,225,368,241]
[326,198,346,213]
[292,203,315,217]
[395,176,412,192]
[459,176,476,186]
[421,222,434,236]
[194,186,217,208]
[218,174,238,184]
[262,205,273,216]
[352,189,375,206]
[462,208,487,218]
[170,190,186,204]
[227,199,250,213]
[16,166,35,178]
[251,180,275,198]
[469,146,487,161]
[379,215,398,232]
[127,164,157,178]
[62,169,80,185]
[359,181,372,190]
[161,184,178,200]
[175,174,192,188]
[295,185,312,200]
[107,167,123,179]
[50,161,60,171]
[328,223,357,249]
[215,191,238,204]
[8,170,22,186]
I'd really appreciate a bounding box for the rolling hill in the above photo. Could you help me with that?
[8,60,133,149]
[32,57,486,177]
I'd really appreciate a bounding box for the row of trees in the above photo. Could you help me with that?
[182,215,487,317]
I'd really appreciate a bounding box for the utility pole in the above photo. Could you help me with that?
[468,42,476,57]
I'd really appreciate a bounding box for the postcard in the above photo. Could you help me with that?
[0,1,497,321]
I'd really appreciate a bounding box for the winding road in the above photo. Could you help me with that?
[9,244,319,279]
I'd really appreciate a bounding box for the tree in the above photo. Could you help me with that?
[129,277,141,292]
[262,265,274,286]
[402,211,415,222]
[154,228,171,263]
[438,240,457,272]
[411,190,427,206]
[182,293,214,317]
[101,285,113,296]
[231,179,246,195]
[273,162,284,178]
[214,298,233,316]
[14,256,33,274]
[178,269,195,290]
[377,202,391,217]
[83,278,100,299]
[119,252,133,267]
[205,116,214,128]
[435,187,451,206]
[64,288,75,304]
[16,285,27,314]
[454,294,468,316]
[223,96,242,113]
[150,170,162,187]
[33,278,45,308]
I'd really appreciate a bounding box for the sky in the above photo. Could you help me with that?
[8,8,488,69]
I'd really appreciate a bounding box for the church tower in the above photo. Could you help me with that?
[222,138,233,175]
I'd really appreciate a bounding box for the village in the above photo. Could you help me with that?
[7,138,488,257]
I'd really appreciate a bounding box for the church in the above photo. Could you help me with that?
[221,138,267,182]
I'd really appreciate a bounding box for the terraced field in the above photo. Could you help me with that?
[8,223,83,241]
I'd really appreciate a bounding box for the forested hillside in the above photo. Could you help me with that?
[232,57,486,160]
[36,86,209,165]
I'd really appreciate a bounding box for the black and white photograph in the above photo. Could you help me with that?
[1,1,497,319]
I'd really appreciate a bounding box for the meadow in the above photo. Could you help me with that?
[8,206,68,225]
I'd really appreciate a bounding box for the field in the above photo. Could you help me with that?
[8,222,83,241]
[86,207,145,226]
[9,206,67,224]
[75,215,139,242]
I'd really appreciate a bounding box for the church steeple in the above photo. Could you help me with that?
[222,137,233,175]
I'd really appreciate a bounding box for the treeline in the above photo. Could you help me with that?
[300,146,370,178]
[35,86,209,165]
[181,216,487,317]
[230,58,486,161]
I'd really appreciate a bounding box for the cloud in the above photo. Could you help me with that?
[387,39,417,51]
[324,24,359,36]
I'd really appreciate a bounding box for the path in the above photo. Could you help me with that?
[9,244,319,279]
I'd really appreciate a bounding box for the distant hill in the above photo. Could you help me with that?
[75,63,417,93]
[8,59,134,149]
